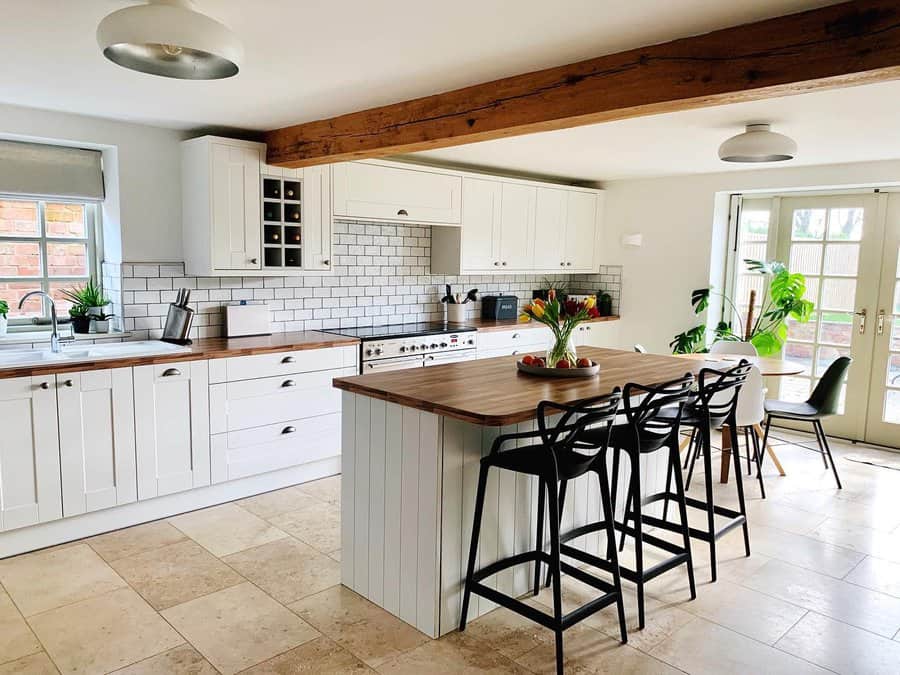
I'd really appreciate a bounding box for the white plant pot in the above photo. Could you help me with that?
[0,315,7,337]
[93,320,110,334]
[87,305,107,318]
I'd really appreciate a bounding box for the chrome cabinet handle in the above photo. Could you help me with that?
[512,333,519,339]
[162,368,181,377]
[493,261,500,266]
[63,379,74,388]
[281,356,296,364]
[877,309,885,336]
[560,262,565,266]
[502,261,507,266]
[282,426,296,434]
[39,382,49,390]
[566,262,572,266]
[397,209,408,216]
[281,379,296,387]
[856,308,867,334]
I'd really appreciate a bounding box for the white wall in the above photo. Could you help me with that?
[600,159,900,353]
[0,103,185,262]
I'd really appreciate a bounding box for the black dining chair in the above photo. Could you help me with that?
[459,391,626,675]
[549,373,698,631]
[760,356,852,489]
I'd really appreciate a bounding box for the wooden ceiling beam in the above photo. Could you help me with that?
[265,0,900,167]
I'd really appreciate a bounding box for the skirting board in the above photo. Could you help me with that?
[0,456,341,559]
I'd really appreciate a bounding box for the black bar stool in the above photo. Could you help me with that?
[553,373,698,630]
[459,390,626,675]
[674,361,753,582]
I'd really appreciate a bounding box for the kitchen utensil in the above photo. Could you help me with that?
[464,288,478,304]
[446,285,454,303]
[161,294,195,345]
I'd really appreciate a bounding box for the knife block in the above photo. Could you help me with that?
[161,303,194,345]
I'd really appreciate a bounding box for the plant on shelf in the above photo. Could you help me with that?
[60,277,111,317]
[670,258,814,356]
[520,290,597,368]
[92,311,115,334]
[68,303,91,334]
[0,299,8,337]
[533,277,570,303]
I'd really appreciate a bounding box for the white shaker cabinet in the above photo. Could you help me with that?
[0,375,62,531]
[533,188,601,273]
[302,164,334,270]
[134,360,210,500]
[497,182,536,270]
[458,177,501,271]
[57,369,137,517]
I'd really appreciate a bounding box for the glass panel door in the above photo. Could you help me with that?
[865,194,900,446]
[776,195,884,440]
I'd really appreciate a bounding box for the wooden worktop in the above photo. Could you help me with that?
[334,346,703,426]
[460,315,619,333]
[0,331,359,380]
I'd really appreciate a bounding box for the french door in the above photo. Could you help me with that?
[773,193,899,446]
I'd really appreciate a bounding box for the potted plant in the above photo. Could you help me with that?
[61,278,111,319]
[670,258,814,356]
[68,304,91,334]
[520,290,597,368]
[532,277,570,304]
[0,299,8,337]
[92,311,115,334]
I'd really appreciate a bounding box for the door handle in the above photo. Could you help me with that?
[39,382,50,390]
[162,368,181,377]
[397,209,408,216]
[281,426,296,434]
[281,379,296,387]
[281,356,296,364]
[855,308,867,334]
[62,379,74,388]
[877,309,885,336]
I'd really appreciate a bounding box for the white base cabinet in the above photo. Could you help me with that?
[58,368,137,517]
[134,361,210,500]
[0,375,62,531]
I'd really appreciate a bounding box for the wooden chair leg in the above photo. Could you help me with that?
[719,423,732,484]
[754,423,786,476]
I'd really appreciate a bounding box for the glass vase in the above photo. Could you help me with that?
[546,330,577,367]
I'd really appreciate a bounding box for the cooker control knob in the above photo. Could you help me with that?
[430,343,438,349]
[467,338,475,345]
[365,348,373,356]
[421,344,428,350]
[374,348,383,355]
[399,346,407,353]
[440,342,448,348]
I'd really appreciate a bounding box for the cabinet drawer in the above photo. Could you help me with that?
[476,327,549,351]
[210,345,358,383]
[332,162,461,224]
[211,412,341,483]
[210,367,353,433]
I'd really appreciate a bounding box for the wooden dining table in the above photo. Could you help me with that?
[674,353,805,483]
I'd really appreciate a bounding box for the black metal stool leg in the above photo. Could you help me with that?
[596,456,628,644]
[759,416,772,468]
[812,419,830,469]
[618,475,634,553]
[729,422,751,557]
[683,428,697,469]
[699,423,717,582]
[544,479,569,589]
[751,427,766,499]
[669,442,696,600]
[630,452,646,630]
[743,427,752,475]
[545,473,565,675]
[460,461,490,631]
[533,478,546,595]
[685,427,701,489]
[661,455,674,522]
[815,420,843,489]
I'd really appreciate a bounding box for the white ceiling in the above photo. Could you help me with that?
[2,0,836,131]
[412,80,900,181]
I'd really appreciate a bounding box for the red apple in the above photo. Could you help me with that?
[533,357,546,368]
[556,359,571,369]
[576,358,591,368]
[522,354,535,366]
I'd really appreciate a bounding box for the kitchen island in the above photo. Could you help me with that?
[332,346,705,637]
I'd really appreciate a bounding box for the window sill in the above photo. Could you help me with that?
[0,330,132,347]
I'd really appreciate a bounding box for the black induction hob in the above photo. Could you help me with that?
[320,322,476,340]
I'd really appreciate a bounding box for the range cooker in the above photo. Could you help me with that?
[321,322,477,373]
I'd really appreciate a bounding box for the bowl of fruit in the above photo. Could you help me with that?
[516,354,600,378]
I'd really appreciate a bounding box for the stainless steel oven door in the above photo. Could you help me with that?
[424,350,477,367]
[362,355,424,373]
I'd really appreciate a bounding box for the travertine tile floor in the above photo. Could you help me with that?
[2,430,900,673]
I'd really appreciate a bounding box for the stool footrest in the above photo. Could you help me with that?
[468,582,557,630]
[614,520,687,557]
[471,551,545,584]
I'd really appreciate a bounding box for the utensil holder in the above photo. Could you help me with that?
[161,303,195,344]
[448,303,467,323]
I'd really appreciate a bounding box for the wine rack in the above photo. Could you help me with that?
[261,174,302,270]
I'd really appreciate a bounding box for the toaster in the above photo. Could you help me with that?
[481,295,518,320]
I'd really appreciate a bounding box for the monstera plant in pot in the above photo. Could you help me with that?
[0,299,8,337]
[670,259,814,356]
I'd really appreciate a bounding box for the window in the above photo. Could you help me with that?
[0,197,98,326]
[727,197,773,332]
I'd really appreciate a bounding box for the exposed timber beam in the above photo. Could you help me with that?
[265,0,900,167]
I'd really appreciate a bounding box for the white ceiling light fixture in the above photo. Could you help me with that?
[718,123,797,163]
[97,0,243,80]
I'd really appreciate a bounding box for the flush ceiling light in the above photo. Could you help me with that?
[718,123,797,163]
[97,0,243,80]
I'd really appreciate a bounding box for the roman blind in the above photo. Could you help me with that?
[0,140,104,201]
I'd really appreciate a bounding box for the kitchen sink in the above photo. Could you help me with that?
[0,341,191,369]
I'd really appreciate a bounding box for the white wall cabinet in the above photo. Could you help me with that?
[134,360,210,500]
[57,369,137,517]
[302,164,334,270]
[332,160,461,225]
[432,176,602,275]
[0,376,62,531]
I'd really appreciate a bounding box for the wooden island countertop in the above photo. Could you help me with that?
[333,346,701,426]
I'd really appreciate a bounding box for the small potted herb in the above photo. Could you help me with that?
[61,278,111,319]
[0,299,8,337]
[68,304,91,334]
[92,311,115,334]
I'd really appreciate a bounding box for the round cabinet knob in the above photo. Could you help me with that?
[286,189,295,198]
[250,258,259,265]
[39,382,49,390]
[502,261,507,266]
[493,261,500,266]
[293,212,300,220]
[566,262,572,266]
[560,262,565,266]
[323,260,330,265]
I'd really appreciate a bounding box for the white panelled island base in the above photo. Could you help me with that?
[339,388,670,638]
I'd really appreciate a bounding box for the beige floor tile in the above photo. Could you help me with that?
[237,486,323,520]
[241,636,374,674]
[465,602,555,660]
[111,644,217,674]
[297,475,341,504]
[650,617,827,675]
[223,537,340,605]
[161,582,319,675]
[515,622,681,674]
[808,517,900,563]
[328,548,342,562]
[109,539,245,610]
[744,499,828,535]
[377,632,530,674]
[29,587,183,675]
[169,503,288,557]
[0,544,126,616]
[289,586,429,667]
[87,521,187,562]
[845,556,900,598]
[269,500,341,554]
[742,558,900,638]
[0,589,41,664]
[0,651,58,674]
[747,523,864,578]
[776,611,900,674]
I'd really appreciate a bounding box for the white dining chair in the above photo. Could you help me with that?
[709,341,758,356]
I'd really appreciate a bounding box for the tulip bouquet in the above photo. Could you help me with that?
[519,291,599,368]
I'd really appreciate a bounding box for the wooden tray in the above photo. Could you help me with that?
[516,359,600,378]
